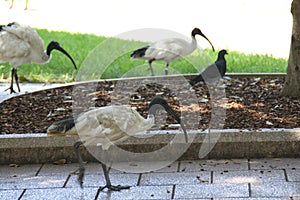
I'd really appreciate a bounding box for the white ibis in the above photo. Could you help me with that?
[190,49,228,85]
[47,96,187,191]
[0,22,77,93]
[130,28,215,76]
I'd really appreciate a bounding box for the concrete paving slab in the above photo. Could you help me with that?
[213,169,285,184]
[0,159,299,199]
[38,163,79,176]
[250,158,300,170]
[140,171,211,186]
[0,189,23,200]
[97,185,173,200]
[179,159,249,172]
[213,198,290,200]
[84,162,131,174]
[0,164,42,178]
[66,173,139,188]
[251,182,300,197]
[21,187,98,200]
[174,184,249,199]
[152,161,179,173]
[109,161,180,174]
[286,169,300,182]
[0,175,67,190]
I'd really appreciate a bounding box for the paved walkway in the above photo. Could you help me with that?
[1,158,300,199]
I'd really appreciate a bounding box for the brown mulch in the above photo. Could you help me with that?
[0,76,300,134]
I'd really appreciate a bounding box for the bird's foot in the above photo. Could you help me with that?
[100,184,130,191]
[4,86,16,94]
[70,166,85,188]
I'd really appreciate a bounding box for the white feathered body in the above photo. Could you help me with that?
[0,22,49,68]
[138,37,197,63]
[54,106,155,150]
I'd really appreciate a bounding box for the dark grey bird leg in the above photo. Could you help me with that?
[148,59,155,76]
[14,68,20,92]
[99,152,130,191]
[165,63,169,75]
[5,68,17,93]
[72,141,85,188]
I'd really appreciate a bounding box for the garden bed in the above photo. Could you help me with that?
[0,74,299,135]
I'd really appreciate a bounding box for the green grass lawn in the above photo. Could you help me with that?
[0,28,288,83]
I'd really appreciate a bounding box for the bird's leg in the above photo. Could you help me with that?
[148,60,155,76]
[5,68,16,93]
[100,162,130,191]
[99,153,130,191]
[25,0,28,10]
[9,0,14,9]
[165,63,169,75]
[14,68,21,92]
[71,141,85,188]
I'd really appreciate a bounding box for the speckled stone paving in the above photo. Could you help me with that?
[1,158,300,199]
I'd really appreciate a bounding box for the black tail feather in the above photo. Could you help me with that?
[131,46,149,58]
[189,74,204,86]
[0,22,15,31]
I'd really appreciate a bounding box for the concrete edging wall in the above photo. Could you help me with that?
[1,128,300,164]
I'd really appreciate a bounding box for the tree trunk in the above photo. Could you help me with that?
[282,0,300,97]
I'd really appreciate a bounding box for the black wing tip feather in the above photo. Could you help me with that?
[47,117,76,134]
[130,46,149,58]
[0,22,15,31]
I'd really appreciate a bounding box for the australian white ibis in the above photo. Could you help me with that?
[190,49,228,85]
[0,22,77,93]
[47,96,187,191]
[130,28,215,76]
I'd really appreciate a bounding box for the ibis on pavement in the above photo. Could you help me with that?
[47,96,188,191]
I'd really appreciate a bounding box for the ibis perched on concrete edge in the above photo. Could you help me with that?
[189,49,228,86]
[0,22,77,93]
[130,27,215,76]
[47,96,188,191]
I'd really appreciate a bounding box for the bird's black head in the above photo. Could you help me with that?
[219,49,228,55]
[148,96,188,142]
[46,41,77,69]
[218,49,228,59]
[191,27,215,52]
[191,28,202,37]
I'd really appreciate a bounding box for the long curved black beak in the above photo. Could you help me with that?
[149,96,188,143]
[199,33,215,52]
[47,41,77,69]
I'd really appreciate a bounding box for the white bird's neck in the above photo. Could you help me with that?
[185,35,197,55]
[41,50,51,63]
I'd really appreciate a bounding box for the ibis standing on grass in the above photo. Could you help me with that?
[47,96,188,191]
[130,28,215,76]
[189,49,228,86]
[0,22,77,93]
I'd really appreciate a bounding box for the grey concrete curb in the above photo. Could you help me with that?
[1,128,300,164]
